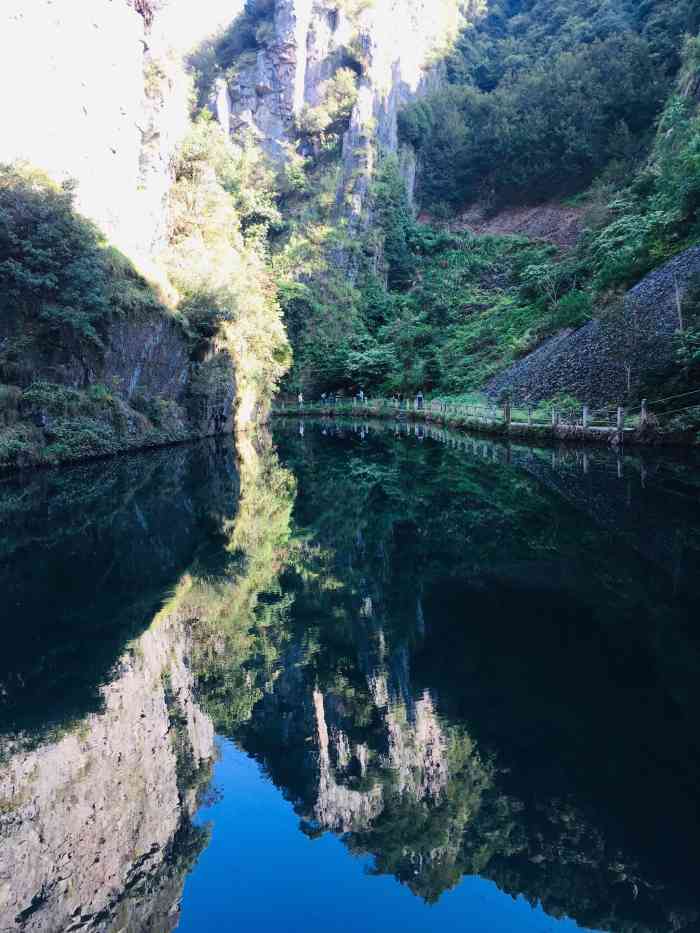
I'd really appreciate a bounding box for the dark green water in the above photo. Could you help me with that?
[1,423,700,932]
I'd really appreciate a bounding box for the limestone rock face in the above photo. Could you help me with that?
[0,615,215,933]
[248,623,451,838]
[225,0,451,217]
[0,1,243,456]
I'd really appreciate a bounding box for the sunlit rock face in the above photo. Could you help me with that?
[0,0,239,274]
[0,615,215,932]
[336,0,448,224]
[225,0,452,216]
[313,689,384,832]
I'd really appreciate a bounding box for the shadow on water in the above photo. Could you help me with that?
[1,421,700,932]
[0,437,240,741]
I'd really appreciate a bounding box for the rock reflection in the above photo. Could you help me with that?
[0,438,243,931]
[1,612,213,931]
[220,422,700,931]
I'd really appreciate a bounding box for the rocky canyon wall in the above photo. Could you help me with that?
[0,1,259,468]
[219,0,452,223]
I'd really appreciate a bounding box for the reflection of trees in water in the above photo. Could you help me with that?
[0,438,240,743]
[0,430,297,930]
[213,424,700,933]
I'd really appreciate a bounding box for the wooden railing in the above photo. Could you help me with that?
[272,396,655,433]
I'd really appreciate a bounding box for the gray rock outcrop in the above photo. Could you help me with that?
[224,0,450,222]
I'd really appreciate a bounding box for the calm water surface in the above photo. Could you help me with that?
[1,422,699,932]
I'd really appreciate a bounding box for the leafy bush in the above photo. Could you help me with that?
[167,116,291,421]
[0,164,167,380]
[296,68,360,148]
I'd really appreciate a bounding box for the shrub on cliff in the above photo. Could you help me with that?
[166,116,291,421]
[296,68,360,151]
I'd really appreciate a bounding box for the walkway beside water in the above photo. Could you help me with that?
[272,398,689,446]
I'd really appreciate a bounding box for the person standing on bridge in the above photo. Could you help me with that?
[298,392,304,408]
[417,390,425,411]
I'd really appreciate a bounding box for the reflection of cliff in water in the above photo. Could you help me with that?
[0,438,247,931]
[224,422,700,933]
[3,422,700,932]
[0,612,214,932]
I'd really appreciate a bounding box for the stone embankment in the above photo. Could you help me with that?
[486,245,700,405]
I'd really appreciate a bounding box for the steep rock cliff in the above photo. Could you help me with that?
[220,0,453,222]
[0,1,289,469]
[1,0,236,270]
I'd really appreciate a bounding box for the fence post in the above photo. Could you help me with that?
[582,405,590,429]
[640,398,648,426]
[617,406,625,438]
[527,406,532,426]
[503,402,512,427]
[551,409,559,429]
